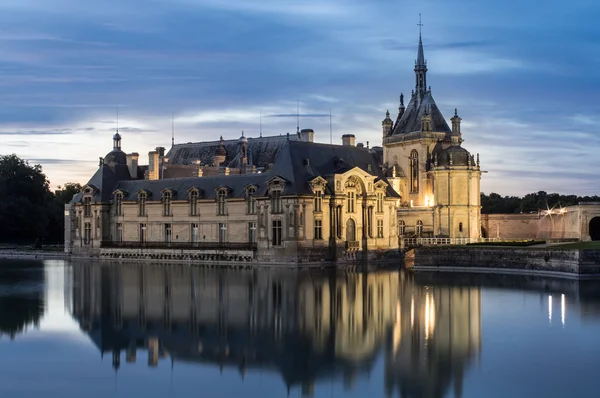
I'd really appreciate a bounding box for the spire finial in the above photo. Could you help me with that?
[454,108,458,117]
[385,109,390,117]
[418,13,423,38]
[220,135,223,141]
[400,93,404,106]
[171,114,175,147]
[241,130,244,137]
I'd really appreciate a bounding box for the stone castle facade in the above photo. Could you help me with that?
[65,34,483,263]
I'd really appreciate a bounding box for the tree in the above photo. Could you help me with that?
[0,154,52,243]
[46,183,82,242]
[481,191,600,214]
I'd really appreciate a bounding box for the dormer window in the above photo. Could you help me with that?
[314,190,323,212]
[162,190,172,216]
[115,192,123,216]
[189,190,198,216]
[271,190,282,214]
[246,187,256,215]
[138,191,147,216]
[217,188,227,216]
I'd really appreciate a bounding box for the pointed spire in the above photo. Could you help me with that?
[415,14,428,94]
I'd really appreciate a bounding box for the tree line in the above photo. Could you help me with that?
[481,191,600,214]
[0,154,81,245]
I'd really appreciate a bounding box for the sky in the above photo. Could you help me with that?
[0,0,598,196]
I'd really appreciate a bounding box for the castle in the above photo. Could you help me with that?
[65,33,483,263]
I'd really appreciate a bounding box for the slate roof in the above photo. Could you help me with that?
[435,145,474,167]
[390,91,451,136]
[165,134,300,167]
[72,140,400,203]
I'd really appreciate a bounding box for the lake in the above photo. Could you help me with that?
[1,259,600,398]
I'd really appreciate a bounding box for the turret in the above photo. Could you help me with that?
[382,110,393,137]
[212,136,227,167]
[113,132,121,150]
[414,26,428,96]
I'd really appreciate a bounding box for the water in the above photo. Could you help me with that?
[1,260,600,398]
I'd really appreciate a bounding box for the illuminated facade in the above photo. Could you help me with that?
[382,34,483,240]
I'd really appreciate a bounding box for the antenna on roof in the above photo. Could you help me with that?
[171,113,175,147]
[296,98,300,135]
[329,108,332,145]
[116,105,119,134]
[260,110,262,138]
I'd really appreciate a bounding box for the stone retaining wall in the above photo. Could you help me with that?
[412,247,600,277]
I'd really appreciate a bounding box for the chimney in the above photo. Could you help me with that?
[222,167,230,176]
[126,152,139,179]
[148,150,160,180]
[342,134,356,146]
[300,128,314,142]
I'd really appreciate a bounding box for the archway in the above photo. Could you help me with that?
[346,218,356,241]
[590,217,600,241]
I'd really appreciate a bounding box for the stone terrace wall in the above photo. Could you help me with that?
[481,214,540,240]
[412,247,600,276]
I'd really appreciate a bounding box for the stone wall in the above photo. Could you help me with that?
[412,247,600,276]
[481,213,540,240]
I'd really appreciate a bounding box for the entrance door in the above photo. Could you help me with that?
[346,218,356,242]
[590,217,600,241]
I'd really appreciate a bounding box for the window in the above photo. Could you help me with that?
[376,192,384,213]
[191,223,199,242]
[247,188,256,214]
[84,222,92,244]
[217,189,227,215]
[116,223,123,242]
[314,219,323,240]
[248,222,256,243]
[410,150,419,193]
[314,190,323,212]
[288,211,295,227]
[162,191,172,216]
[272,220,282,246]
[164,224,172,242]
[459,222,464,233]
[368,206,374,238]
[299,212,303,227]
[83,197,92,217]
[219,223,227,243]
[377,219,384,238]
[347,191,355,213]
[416,220,423,236]
[398,220,406,236]
[139,223,146,242]
[189,190,198,216]
[336,206,342,238]
[138,192,147,216]
[271,190,282,214]
[115,192,123,216]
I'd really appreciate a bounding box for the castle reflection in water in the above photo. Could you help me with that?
[71,264,481,397]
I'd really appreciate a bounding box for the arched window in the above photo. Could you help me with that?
[410,150,419,193]
[162,191,172,216]
[416,220,423,236]
[138,191,147,216]
[189,190,198,216]
[398,220,405,236]
[115,192,123,216]
[217,189,227,216]
[246,187,256,214]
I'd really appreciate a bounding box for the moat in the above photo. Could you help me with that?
[1,259,600,398]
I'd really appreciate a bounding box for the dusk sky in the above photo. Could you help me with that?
[0,0,598,196]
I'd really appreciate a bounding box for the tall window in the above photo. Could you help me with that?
[314,219,323,240]
[219,223,227,243]
[217,189,227,215]
[376,192,384,213]
[84,222,92,244]
[247,188,256,214]
[416,220,423,236]
[410,150,419,193]
[336,206,342,238]
[162,191,172,216]
[368,207,374,238]
[139,223,146,242]
[189,190,198,216]
[191,223,199,242]
[164,224,172,242]
[377,219,384,238]
[138,192,147,216]
[272,220,282,246]
[459,222,463,233]
[314,190,323,212]
[271,190,282,214]
[116,223,123,242]
[347,191,355,213]
[398,220,406,236]
[248,222,257,243]
[115,193,123,216]
[83,197,92,217]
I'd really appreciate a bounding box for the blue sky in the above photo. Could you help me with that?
[0,0,598,195]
